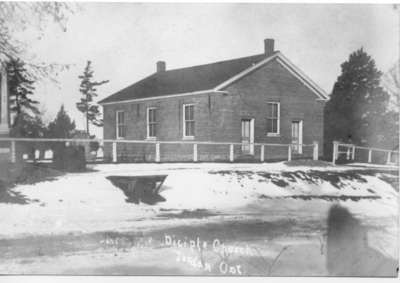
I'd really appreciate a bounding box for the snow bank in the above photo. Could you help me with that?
[0,172,159,238]
[0,162,397,238]
[93,162,350,174]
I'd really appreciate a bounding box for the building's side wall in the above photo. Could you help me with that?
[102,58,325,162]
[103,92,237,162]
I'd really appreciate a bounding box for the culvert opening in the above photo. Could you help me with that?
[106,175,168,205]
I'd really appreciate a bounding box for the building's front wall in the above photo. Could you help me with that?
[103,58,325,162]
[225,59,325,159]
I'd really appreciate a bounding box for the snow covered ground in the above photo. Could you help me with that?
[0,162,397,275]
[0,162,397,237]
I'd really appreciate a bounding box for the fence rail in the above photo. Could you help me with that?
[332,141,399,165]
[0,137,320,163]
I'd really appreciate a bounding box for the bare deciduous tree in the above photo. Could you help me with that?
[382,60,400,111]
[0,2,76,79]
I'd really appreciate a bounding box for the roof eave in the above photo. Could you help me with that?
[99,89,228,106]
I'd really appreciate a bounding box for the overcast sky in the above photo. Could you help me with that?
[23,3,398,137]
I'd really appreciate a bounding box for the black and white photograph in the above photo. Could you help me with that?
[0,1,398,278]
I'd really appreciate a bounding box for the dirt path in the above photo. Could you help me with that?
[0,216,325,275]
[0,202,397,276]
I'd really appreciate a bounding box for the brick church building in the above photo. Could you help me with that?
[99,39,328,162]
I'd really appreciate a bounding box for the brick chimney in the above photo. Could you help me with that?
[157,61,166,73]
[264,39,275,56]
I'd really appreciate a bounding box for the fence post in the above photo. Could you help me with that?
[193,143,198,162]
[287,144,292,161]
[112,142,117,163]
[229,144,234,162]
[10,140,16,163]
[313,141,318,161]
[260,144,265,162]
[386,151,392,165]
[155,142,160,163]
[332,141,338,164]
[368,149,372,163]
[351,146,356,160]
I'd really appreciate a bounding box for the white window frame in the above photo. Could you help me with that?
[116,110,126,139]
[146,107,157,139]
[183,104,195,139]
[266,102,280,136]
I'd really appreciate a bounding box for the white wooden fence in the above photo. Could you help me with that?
[0,137,320,163]
[332,141,399,165]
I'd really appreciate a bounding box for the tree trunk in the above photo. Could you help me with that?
[86,111,89,135]
[86,93,90,135]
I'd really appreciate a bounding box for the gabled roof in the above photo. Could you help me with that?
[99,51,328,105]
[99,53,268,104]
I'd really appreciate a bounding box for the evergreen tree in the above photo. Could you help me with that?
[7,58,40,125]
[76,60,109,135]
[7,58,43,160]
[324,48,396,156]
[47,105,86,171]
[47,105,76,138]
[7,59,44,159]
[10,111,46,161]
[10,111,45,138]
